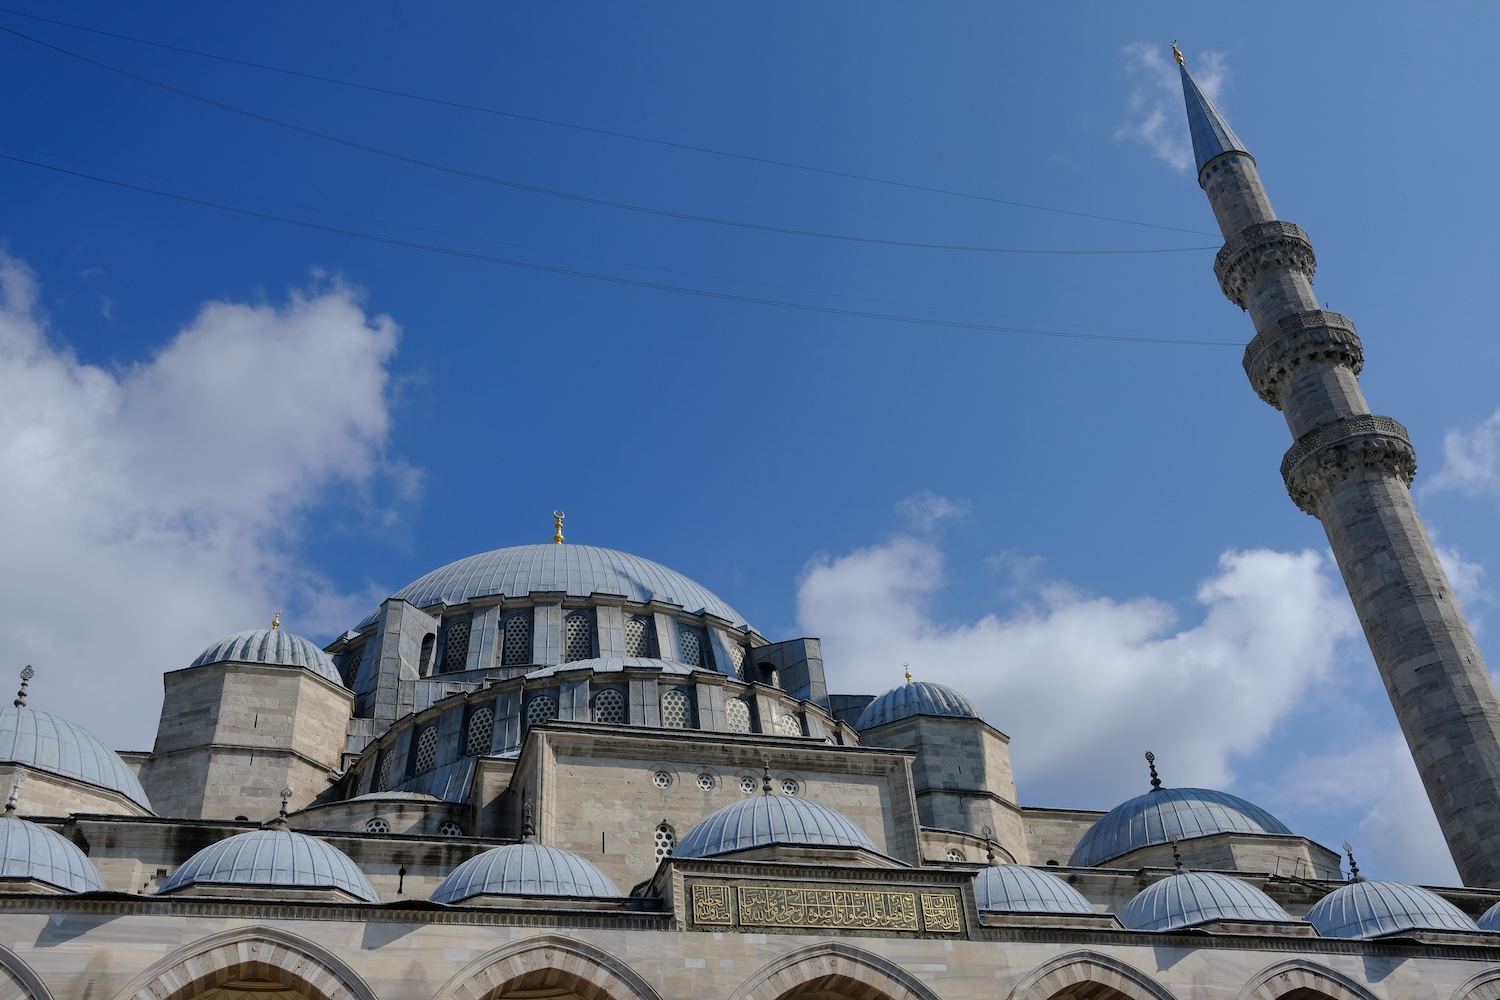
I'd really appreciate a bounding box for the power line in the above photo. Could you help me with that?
[0,22,1217,258]
[0,151,1242,348]
[0,6,1220,239]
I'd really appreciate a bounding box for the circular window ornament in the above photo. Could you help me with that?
[365,818,390,834]
[697,773,715,791]
[780,778,799,796]
[739,776,757,794]
[652,770,672,789]
[946,848,965,862]
[439,821,463,837]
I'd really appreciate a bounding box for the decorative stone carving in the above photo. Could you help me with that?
[1215,221,1317,310]
[1281,415,1417,515]
[1243,310,1364,407]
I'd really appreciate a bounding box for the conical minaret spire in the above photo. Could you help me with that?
[1178,48,1500,888]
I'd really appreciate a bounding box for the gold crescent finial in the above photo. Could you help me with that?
[1172,41,1184,66]
[903,662,912,684]
[271,610,281,630]
[552,510,566,544]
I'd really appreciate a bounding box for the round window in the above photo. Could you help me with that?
[652,770,672,789]
[365,818,389,834]
[440,821,463,837]
[739,776,757,794]
[697,773,714,791]
[780,779,799,796]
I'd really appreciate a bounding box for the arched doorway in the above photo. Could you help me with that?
[115,929,375,1000]
[1238,960,1378,1000]
[1008,953,1177,1000]
[434,936,659,1000]
[732,944,942,1000]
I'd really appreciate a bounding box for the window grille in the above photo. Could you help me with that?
[375,752,392,792]
[776,713,803,737]
[654,823,675,861]
[652,771,672,789]
[725,641,746,679]
[341,645,364,687]
[440,821,463,837]
[780,778,799,796]
[725,697,752,734]
[697,773,715,791]
[946,849,965,862]
[739,776,757,794]
[593,687,626,725]
[413,726,438,773]
[526,694,559,727]
[442,619,471,673]
[563,611,593,662]
[660,688,692,729]
[466,707,494,755]
[365,818,389,834]
[501,612,532,666]
[679,626,705,667]
[624,615,655,657]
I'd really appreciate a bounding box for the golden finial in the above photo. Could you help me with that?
[903,662,912,685]
[271,610,281,630]
[1172,41,1184,66]
[552,510,566,544]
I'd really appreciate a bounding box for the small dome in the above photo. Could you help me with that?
[855,681,981,730]
[1306,880,1478,939]
[0,814,105,892]
[973,865,1094,915]
[1478,900,1500,932]
[190,629,343,685]
[0,705,152,811]
[675,795,877,859]
[1120,871,1295,931]
[158,829,376,902]
[431,844,619,903]
[1069,787,1292,868]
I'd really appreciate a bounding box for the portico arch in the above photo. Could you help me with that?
[1239,960,1379,1000]
[0,943,52,1000]
[434,935,661,1000]
[730,943,943,1000]
[1453,969,1500,1000]
[111,927,376,1000]
[1007,952,1178,1000]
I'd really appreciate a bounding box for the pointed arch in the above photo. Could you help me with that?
[1007,952,1178,1000]
[110,925,376,1000]
[433,933,662,1000]
[0,943,53,1000]
[1452,969,1500,1000]
[729,942,944,1000]
[1238,960,1379,1000]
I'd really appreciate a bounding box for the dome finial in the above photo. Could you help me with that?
[762,753,773,797]
[1342,841,1364,881]
[265,786,292,828]
[552,510,566,544]
[271,610,280,630]
[522,799,535,841]
[1145,750,1162,791]
[13,665,33,709]
[1168,833,1184,873]
[6,768,26,814]
[982,825,998,866]
[1172,40,1184,66]
[903,662,912,685]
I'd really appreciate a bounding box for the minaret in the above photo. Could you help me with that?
[1176,46,1500,887]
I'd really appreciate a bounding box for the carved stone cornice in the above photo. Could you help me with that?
[1281,415,1417,515]
[1243,310,1364,407]
[1215,221,1317,310]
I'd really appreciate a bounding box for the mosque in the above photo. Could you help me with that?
[3,48,1500,1000]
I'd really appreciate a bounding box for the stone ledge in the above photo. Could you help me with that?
[1215,221,1316,310]
[1243,310,1363,407]
[1281,415,1416,515]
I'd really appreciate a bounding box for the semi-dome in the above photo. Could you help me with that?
[1479,900,1500,932]
[189,628,343,685]
[1305,880,1478,939]
[0,814,105,893]
[158,829,377,902]
[973,865,1094,915]
[1069,787,1292,868]
[1120,871,1295,931]
[675,795,877,859]
[0,705,152,811]
[855,681,981,730]
[431,843,619,903]
[362,544,749,630]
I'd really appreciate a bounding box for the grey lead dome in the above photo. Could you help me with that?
[0,704,152,811]
[431,843,620,903]
[362,544,750,630]
[189,628,343,686]
[1120,871,1295,931]
[0,814,106,893]
[855,681,981,730]
[674,795,877,859]
[158,829,377,902]
[1069,787,1291,868]
[1305,880,1480,939]
[973,865,1094,915]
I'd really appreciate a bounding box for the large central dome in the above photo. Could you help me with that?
[367,544,750,630]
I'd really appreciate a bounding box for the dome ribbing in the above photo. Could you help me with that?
[675,796,876,859]
[1069,787,1291,868]
[431,844,619,903]
[1120,871,1295,931]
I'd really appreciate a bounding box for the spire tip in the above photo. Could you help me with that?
[1172,41,1184,66]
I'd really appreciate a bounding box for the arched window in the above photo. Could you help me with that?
[365,818,389,834]
[661,687,693,729]
[725,641,746,679]
[679,626,706,667]
[374,751,392,792]
[501,611,532,666]
[624,615,657,657]
[776,713,803,737]
[725,696,753,734]
[439,821,463,837]
[654,823,675,861]
[413,725,439,773]
[593,687,627,725]
[466,707,494,755]
[563,611,593,662]
[946,848,965,862]
[340,644,364,687]
[419,634,436,676]
[526,694,559,728]
[442,619,471,673]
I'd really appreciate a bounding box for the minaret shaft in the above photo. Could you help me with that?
[1199,139,1500,887]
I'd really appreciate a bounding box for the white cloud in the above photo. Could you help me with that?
[798,536,1360,808]
[0,254,410,749]
[895,490,969,533]
[1427,408,1500,502]
[1117,42,1228,171]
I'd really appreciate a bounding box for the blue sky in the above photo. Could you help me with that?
[1,3,1498,884]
